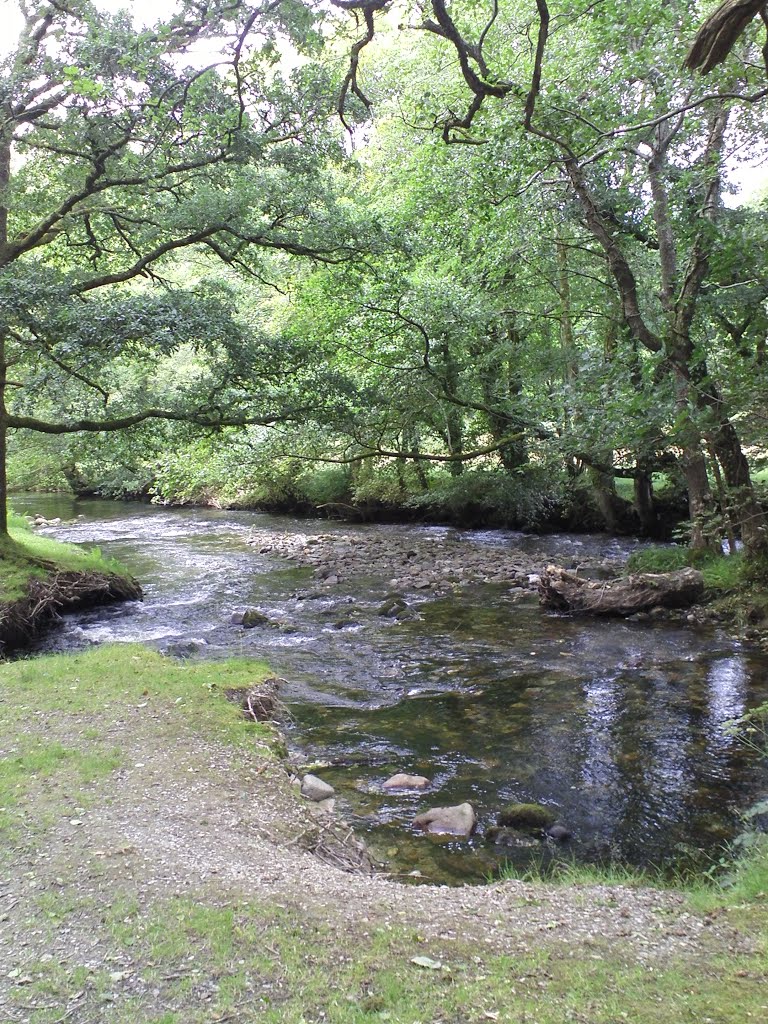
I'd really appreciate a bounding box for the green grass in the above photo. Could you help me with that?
[1,511,129,602]
[494,855,655,888]
[0,643,274,743]
[15,891,756,1024]
[0,645,276,846]
[627,544,745,593]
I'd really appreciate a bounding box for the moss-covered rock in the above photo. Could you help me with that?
[497,802,557,831]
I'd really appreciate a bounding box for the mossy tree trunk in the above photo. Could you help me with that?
[1,128,10,539]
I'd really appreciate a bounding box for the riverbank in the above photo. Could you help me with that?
[0,516,142,655]
[1,644,766,1024]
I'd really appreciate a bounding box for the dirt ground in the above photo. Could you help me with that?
[1,691,762,1024]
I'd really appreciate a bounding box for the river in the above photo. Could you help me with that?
[12,494,768,884]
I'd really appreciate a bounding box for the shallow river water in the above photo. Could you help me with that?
[12,495,768,884]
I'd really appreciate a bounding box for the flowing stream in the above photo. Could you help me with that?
[12,494,768,884]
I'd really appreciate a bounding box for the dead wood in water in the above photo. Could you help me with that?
[538,564,704,617]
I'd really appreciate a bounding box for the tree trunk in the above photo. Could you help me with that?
[709,413,768,558]
[633,463,658,535]
[0,130,9,538]
[436,340,464,476]
[539,564,704,616]
[0,373,7,539]
[679,441,715,551]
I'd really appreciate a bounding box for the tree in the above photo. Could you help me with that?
[0,0,355,536]
[332,0,768,562]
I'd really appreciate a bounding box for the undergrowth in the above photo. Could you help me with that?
[626,544,745,593]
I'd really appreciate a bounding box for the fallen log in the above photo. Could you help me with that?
[538,564,704,617]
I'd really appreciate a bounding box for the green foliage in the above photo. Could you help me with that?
[627,545,746,593]
[626,546,697,573]
[405,468,570,530]
[299,467,353,507]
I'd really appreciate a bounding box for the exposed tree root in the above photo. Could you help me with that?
[0,570,142,654]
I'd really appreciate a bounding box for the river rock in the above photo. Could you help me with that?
[413,802,476,837]
[377,594,409,617]
[382,773,431,791]
[300,774,336,802]
[497,802,557,831]
[485,826,540,848]
[230,608,271,628]
[546,824,572,843]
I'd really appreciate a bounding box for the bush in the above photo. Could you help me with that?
[299,467,352,507]
[404,467,570,529]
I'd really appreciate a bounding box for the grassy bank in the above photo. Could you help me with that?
[0,514,141,653]
[627,545,768,642]
[1,645,767,1023]
[1,513,128,601]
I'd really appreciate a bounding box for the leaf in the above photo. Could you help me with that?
[410,956,443,970]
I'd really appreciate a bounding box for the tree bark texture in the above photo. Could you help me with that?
[538,565,705,616]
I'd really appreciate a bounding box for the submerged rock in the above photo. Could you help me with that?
[413,802,476,837]
[301,775,336,802]
[485,826,540,848]
[546,824,573,843]
[382,773,431,791]
[377,595,408,617]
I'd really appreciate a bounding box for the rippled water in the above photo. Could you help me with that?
[12,494,768,883]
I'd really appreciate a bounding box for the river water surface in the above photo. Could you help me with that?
[13,495,768,884]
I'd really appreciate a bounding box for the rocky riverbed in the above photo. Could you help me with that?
[248,527,622,596]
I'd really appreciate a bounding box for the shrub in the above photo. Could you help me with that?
[404,467,570,529]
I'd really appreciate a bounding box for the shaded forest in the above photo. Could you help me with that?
[2,0,768,571]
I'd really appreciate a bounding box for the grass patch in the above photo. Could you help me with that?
[1,511,129,602]
[627,544,745,593]
[0,643,275,744]
[0,739,122,835]
[68,893,767,1023]
[494,855,655,888]
[0,645,276,848]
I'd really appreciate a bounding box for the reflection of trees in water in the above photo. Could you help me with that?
[704,657,748,754]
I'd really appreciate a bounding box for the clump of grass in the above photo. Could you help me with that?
[494,855,654,888]
[626,545,693,574]
[626,545,744,594]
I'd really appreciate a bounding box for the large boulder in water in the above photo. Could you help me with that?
[497,802,557,832]
[413,802,476,837]
[301,775,335,802]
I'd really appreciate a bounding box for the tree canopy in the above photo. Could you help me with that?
[3,0,768,568]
